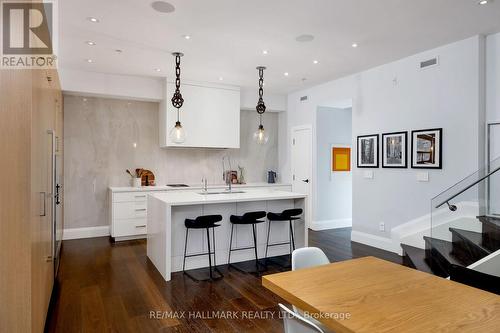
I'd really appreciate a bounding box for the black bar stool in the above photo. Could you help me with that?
[228,211,267,275]
[183,215,223,281]
[265,208,303,267]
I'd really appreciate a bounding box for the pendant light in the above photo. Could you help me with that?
[253,66,269,145]
[169,52,186,143]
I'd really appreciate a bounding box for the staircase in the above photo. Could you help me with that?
[402,215,500,278]
[401,158,500,294]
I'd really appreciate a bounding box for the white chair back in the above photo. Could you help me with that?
[292,247,330,271]
[279,303,325,333]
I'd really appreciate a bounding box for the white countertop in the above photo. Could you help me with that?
[109,182,291,193]
[150,189,307,206]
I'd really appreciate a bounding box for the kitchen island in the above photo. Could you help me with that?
[147,189,308,282]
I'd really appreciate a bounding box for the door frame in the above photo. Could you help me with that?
[487,121,500,216]
[291,125,313,230]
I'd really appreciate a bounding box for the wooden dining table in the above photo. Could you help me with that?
[262,256,500,333]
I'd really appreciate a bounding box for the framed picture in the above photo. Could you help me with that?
[332,146,351,172]
[382,132,407,168]
[357,134,379,168]
[411,128,442,169]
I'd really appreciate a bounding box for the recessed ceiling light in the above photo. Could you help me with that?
[183,35,191,40]
[86,59,93,63]
[352,43,358,48]
[295,34,314,42]
[478,0,489,4]
[115,49,123,53]
[151,1,175,13]
[87,17,99,23]
[85,41,96,46]
[284,72,289,76]
[313,60,319,64]
[219,77,223,81]
[262,50,268,55]
[154,68,161,72]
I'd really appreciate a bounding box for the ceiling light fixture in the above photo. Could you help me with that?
[169,52,186,144]
[115,49,123,53]
[254,66,269,145]
[478,0,489,4]
[183,35,191,40]
[352,43,358,48]
[85,41,96,46]
[87,17,99,23]
[313,60,319,64]
[155,68,161,72]
[262,50,268,55]
[284,72,289,76]
[151,1,176,13]
[219,77,223,81]
[86,59,93,63]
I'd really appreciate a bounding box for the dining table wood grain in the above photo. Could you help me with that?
[262,256,500,333]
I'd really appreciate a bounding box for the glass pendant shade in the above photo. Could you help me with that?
[253,124,269,145]
[169,121,186,144]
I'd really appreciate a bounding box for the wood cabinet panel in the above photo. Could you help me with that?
[0,68,62,333]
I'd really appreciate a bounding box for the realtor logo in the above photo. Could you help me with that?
[1,1,57,68]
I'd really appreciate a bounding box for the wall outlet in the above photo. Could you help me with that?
[364,170,374,179]
[379,222,385,232]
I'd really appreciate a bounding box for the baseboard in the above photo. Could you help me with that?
[310,218,352,231]
[351,230,402,256]
[63,226,110,240]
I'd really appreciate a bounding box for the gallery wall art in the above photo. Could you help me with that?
[411,128,442,169]
[332,147,351,172]
[357,134,379,168]
[382,132,407,168]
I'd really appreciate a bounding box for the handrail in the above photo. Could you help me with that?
[434,165,500,209]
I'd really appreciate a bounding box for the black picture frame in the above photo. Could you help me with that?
[357,134,379,168]
[382,131,408,168]
[411,128,443,169]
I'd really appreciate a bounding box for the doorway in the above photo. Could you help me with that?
[313,105,353,231]
[291,125,312,229]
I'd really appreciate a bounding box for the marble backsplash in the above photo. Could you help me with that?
[63,95,279,229]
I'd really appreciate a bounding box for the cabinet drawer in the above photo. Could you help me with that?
[112,218,147,237]
[113,192,149,203]
[113,201,147,219]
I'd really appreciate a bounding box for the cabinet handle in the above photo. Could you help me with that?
[135,195,146,198]
[40,192,46,216]
[46,256,53,262]
[135,225,146,228]
[135,208,147,211]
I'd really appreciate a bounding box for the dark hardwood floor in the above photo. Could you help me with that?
[45,228,402,333]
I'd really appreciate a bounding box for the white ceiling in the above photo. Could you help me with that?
[60,0,500,94]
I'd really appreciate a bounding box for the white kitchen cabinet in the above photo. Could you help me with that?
[160,82,240,148]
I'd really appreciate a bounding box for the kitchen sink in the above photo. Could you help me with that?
[198,191,245,195]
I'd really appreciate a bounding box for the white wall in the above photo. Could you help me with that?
[314,107,352,229]
[486,32,500,122]
[282,36,487,251]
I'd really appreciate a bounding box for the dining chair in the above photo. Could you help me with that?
[290,247,332,331]
[279,303,325,333]
[291,247,330,271]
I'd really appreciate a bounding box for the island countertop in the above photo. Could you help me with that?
[150,189,307,206]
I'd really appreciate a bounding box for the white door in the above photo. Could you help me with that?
[291,126,312,228]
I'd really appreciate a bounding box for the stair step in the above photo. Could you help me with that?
[477,215,500,243]
[449,228,491,262]
[424,237,476,276]
[401,244,444,276]
[477,215,500,228]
